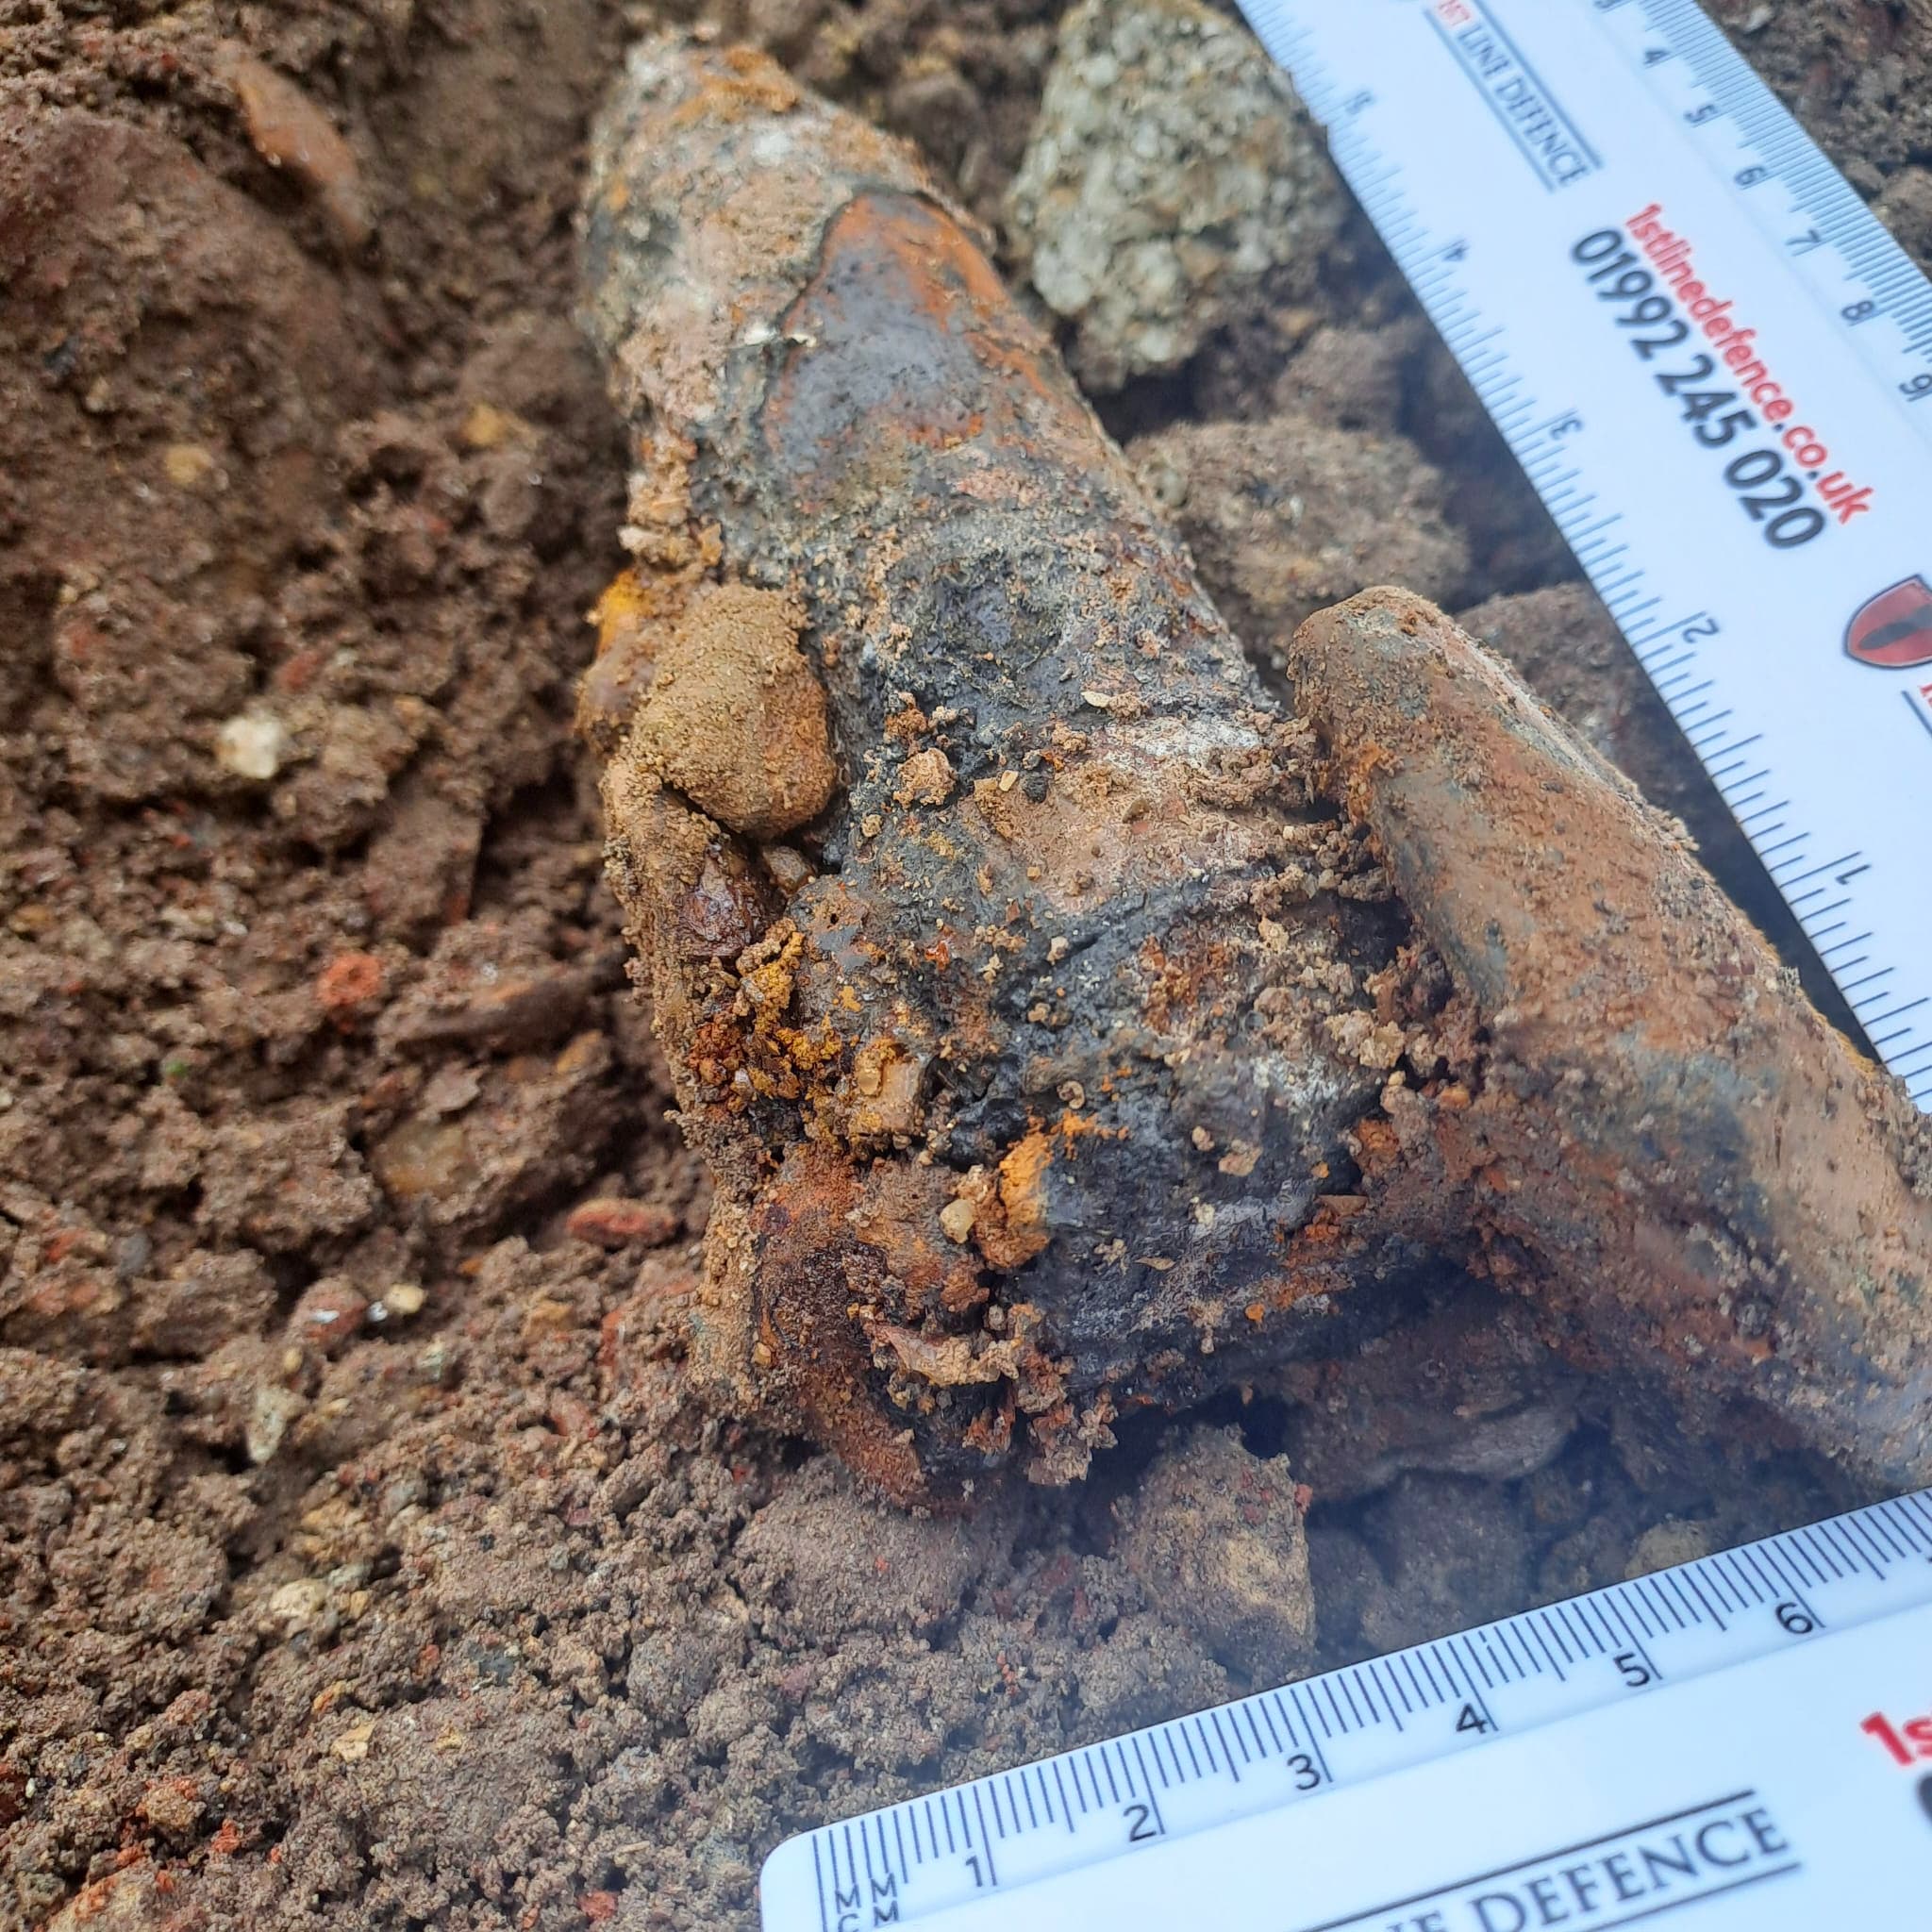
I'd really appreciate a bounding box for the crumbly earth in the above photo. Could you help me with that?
[0,1,1919,1927]
[1006,0,1344,390]
[1131,412,1471,663]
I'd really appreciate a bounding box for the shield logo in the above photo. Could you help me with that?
[1845,575,1932,669]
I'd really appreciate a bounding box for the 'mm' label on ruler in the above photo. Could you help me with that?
[1236,0,1932,1108]
[759,1491,1932,1929]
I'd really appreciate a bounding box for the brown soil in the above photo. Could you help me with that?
[0,3,1921,1928]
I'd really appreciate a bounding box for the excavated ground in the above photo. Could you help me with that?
[2,2,1925,1926]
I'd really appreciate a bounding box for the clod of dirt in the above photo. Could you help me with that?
[1274,1294,1582,1504]
[1356,1474,1535,1655]
[736,1454,1017,1635]
[1131,412,1471,657]
[1269,320,1430,433]
[1112,1426,1316,1680]
[618,582,839,841]
[0,106,378,807]
[368,1031,616,1239]
[1625,1517,1714,1580]
[1006,0,1344,389]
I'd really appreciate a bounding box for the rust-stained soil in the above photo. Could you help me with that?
[1,3,1924,1927]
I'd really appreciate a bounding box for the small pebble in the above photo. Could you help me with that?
[330,1721,375,1763]
[566,1197,681,1248]
[215,711,288,782]
[1114,1426,1316,1678]
[893,747,956,808]
[265,1578,329,1633]
[288,1279,370,1356]
[1625,1517,1713,1579]
[163,442,218,489]
[246,1384,305,1466]
[762,844,814,892]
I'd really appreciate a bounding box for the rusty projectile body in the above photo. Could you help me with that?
[578,37,1932,1502]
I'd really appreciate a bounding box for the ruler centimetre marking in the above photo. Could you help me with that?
[758,1489,1932,1927]
[1236,0,1932,1107]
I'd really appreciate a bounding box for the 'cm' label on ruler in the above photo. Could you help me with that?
[1237,0,1932,1108]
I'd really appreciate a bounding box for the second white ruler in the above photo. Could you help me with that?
[1238,0,1932,1108]
[858,1606,1932,1930]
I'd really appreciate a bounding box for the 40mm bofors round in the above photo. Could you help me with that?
[576,36,1932,1504]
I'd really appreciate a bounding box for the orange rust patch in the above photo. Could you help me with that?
[669,48,801,126]
[591,567,659,645]
[988,1129,1053,1270]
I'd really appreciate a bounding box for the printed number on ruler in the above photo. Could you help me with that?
[1234,0,1932,1108]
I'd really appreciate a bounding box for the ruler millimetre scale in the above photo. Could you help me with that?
[762,5,1932,1925]
[1242,0,1932,1108]
[759,1490,1932,1928]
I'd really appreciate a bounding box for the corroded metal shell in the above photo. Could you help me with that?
[580,37,1932,1503]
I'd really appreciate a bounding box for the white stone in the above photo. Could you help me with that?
[215,710,289,782]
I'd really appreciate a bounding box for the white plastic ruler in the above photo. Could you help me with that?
[1233,0,1932,1108]
[758,1489,1932,1927]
